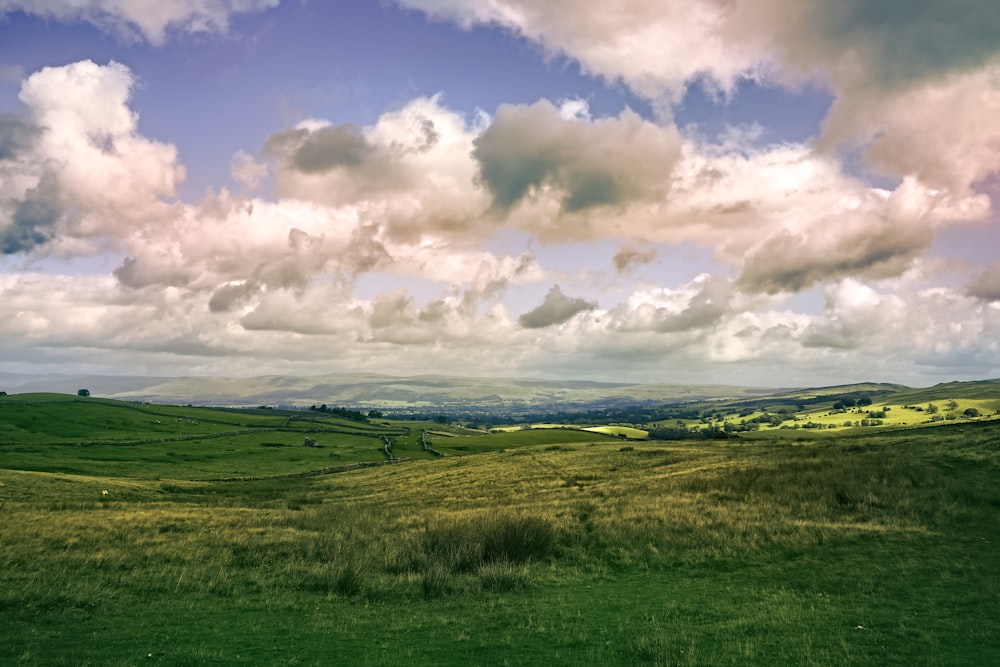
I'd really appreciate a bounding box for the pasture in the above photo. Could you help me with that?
[1,394,998,665]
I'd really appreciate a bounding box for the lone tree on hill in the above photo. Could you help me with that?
[77,388,90,397]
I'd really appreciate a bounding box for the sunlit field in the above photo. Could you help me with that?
[2,393,998,665]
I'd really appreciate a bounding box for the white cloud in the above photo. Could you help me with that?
[265,95,489,243]
[396,0,769,105]
[0,0,280,44]
[1,60,184,254]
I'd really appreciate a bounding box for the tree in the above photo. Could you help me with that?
[77,388,90,397]
[856,397,872,407]
[963,408,981,418]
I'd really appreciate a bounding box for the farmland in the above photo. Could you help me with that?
[1,390,999,665]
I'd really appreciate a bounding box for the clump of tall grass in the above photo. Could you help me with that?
[421,513,556,573]
[299,562,367,596]
[476,561,530,592]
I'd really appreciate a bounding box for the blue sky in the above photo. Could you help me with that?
[0,0,998,386]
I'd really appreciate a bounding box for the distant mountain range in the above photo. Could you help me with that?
[3,371,995,414]
[0,371,782,411]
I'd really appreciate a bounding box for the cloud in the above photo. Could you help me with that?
[365,286,518,346]
[266,123,375,173]
[0,0,281,44]
[967,260,1000,302]
[609,274,733,333]
[613,245,657,273]
[208,281,261,313]
[742,0,1000,91]
[229,150,268,193]
[1,60,185,255]
[473,99,680,213]
[1,172,61,253]
[401,0,1000,219]
[819,65,1000,198]
[518,285,597,328]
[0,113,37,159]
[801,280,905,349]
[399,1,1000,103]
[735,176,978,293]
[395,0,768,103]
[265,95,489,242]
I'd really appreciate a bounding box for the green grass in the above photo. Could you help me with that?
[1,401,999,664]
[430,427,620,453]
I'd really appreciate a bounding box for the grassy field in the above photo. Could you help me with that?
[1,395,999,665]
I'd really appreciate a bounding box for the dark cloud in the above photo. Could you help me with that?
[810,0,1000,89]
[473,100,679,214]
[208,281,261,313]
[265,124,374,173]
[966,260,1000,302]
[613,245,657,273]
[518,285,597,329]
[737,221,932,294]
[1,174,60,254]
[294,125,370,172]
[113,255,197,289]
[266,116,441,178]
[0,113,38,160]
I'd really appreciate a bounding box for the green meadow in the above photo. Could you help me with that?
[1,393,999,665]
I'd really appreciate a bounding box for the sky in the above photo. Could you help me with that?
[0,0,999,388]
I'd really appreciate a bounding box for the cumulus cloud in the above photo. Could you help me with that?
[401,0,1000,219]
[735,176,980,294]
[395,0,768,103]
[399,0,1000,104]
[820,65,1000,198]
[229,150,268,193]
[473,99,681,213]
[609,274,733,333]
[518,285,597,328]
[0,60,185,255]
[0,0,281,44]
[801,280,905,349]
[265,95,489,242]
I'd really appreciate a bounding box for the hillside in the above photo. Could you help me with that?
[1,403,997,664]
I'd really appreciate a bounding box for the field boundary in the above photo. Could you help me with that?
[214,457,414,482]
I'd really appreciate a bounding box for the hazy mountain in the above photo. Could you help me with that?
[0,371,777,410]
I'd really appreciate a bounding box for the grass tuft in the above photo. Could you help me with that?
[422,513,556,574]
